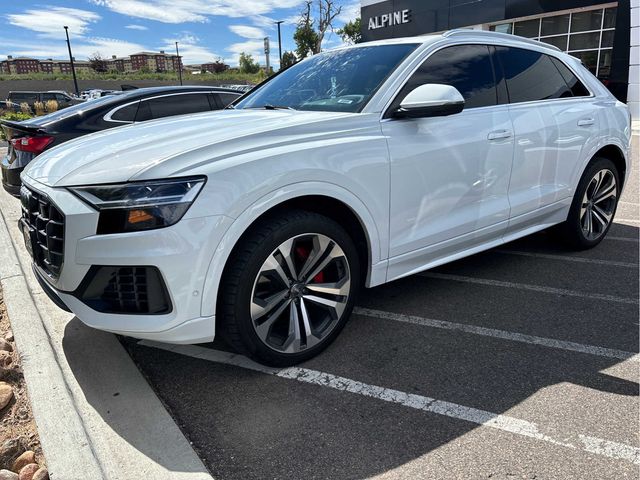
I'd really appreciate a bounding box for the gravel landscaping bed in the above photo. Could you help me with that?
[0,287,49,480]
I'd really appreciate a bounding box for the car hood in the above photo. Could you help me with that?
[23,109,365,187]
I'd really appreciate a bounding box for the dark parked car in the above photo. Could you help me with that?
[8,91,84,109]
[1,86,241,195]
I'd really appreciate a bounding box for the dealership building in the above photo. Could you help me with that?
[360,0,638,119]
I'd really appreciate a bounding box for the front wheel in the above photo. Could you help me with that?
[559,157,620,249]
[218,210,360,367]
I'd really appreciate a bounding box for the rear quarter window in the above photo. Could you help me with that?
[549,57,590,97]
[110,102,139,122]
[217,93,240,107]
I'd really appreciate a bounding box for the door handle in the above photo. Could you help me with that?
[577,118,595,127]
[487,130,512,141]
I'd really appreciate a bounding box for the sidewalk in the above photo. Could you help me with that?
[0,177,211,479]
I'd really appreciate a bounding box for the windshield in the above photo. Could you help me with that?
[235,44,418,113]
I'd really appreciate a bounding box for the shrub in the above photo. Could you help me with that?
[45,100,59,113]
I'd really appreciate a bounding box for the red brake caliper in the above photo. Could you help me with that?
[295,246,324,283]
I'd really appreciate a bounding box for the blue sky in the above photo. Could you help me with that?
[1,1,360,68]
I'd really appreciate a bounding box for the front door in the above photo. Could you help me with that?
[383,44,514,280]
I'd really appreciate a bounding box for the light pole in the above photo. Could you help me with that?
[63,26,79,96]
[175,42,183,86]
[275,20,284,67]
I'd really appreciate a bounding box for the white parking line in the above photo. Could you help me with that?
[138,341,640,466]
[419,272,638,305]
[606,236,639,243]
[353,307,639,362]
[495,249,637,268]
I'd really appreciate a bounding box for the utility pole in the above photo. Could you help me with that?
[63,26,79,96]
[175,42,183,86]
[263,37,270,74]
[275,20,284,66]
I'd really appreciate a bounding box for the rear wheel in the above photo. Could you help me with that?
[559,157,620,249]
[218,210,360,366]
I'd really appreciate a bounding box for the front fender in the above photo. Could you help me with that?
[199,181,388,318]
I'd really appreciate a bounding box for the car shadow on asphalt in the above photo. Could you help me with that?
[62,224,639,479]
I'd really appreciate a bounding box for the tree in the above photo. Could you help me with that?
[294,2,318,60]
[336,18,362,45]
[293,0,343,58]
[238,52,260,74]
[280,51,297,69]
[88,52,108,73]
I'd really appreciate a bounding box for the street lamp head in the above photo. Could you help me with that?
[64,26,68,29]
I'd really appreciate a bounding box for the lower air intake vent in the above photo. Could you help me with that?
[77,266,172,314]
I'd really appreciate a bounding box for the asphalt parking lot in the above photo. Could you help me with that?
[121,136,639,479]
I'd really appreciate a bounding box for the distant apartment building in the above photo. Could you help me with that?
[1,56,40,74]
[1,50,182,75]
[128,51,182,72]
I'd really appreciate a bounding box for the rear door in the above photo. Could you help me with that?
[496,46,598,224]
[383,44,514,278]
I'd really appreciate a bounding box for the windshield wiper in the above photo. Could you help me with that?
[262,104,295,110]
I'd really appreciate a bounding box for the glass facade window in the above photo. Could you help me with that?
[488,6,617,82]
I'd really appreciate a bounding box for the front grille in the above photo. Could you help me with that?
[20,186,65,278]
[78,266,171,314]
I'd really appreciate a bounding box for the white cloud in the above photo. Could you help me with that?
[159,34,220,64]
[337,1,360,25]
[91,0,306,24]
[229,25,265,39]
[0,36,146,60]
[7,7,101,38]
[226,39,266,66]
[125,24,148,30]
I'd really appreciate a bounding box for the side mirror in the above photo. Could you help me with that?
[394,84,465,119]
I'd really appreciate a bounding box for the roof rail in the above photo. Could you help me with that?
[442,29,562,52]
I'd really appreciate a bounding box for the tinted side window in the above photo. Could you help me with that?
[10,93,37,104]
[549,57,590,97]
[217,93,239,107]
[392,45,497,111]
[142,93,212,120]
[496,47,572,103]
[110,102,139,122]
[41,93,56,102]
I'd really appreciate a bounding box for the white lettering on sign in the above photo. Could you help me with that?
[368,9,411,30]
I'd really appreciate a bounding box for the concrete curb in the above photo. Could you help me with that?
[0,182,212,479]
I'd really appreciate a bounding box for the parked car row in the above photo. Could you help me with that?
[6,31,632,366]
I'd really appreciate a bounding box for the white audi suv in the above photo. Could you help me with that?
[19,30,631,366]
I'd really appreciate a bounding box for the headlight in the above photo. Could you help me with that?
[69,177,205,234]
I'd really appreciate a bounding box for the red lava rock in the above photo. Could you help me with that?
[0,469,19,480]
[31,469,48,480]
[11,452,34,474]
[17,464,38,480]
[0,382,13,411]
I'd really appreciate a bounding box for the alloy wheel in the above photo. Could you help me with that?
[580,168,617,241]
[250,233,351,354]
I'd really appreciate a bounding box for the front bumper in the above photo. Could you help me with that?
[22,176,232,344]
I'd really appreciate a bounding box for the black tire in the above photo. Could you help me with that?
[217,209,361,367]
[557,156,620,250]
